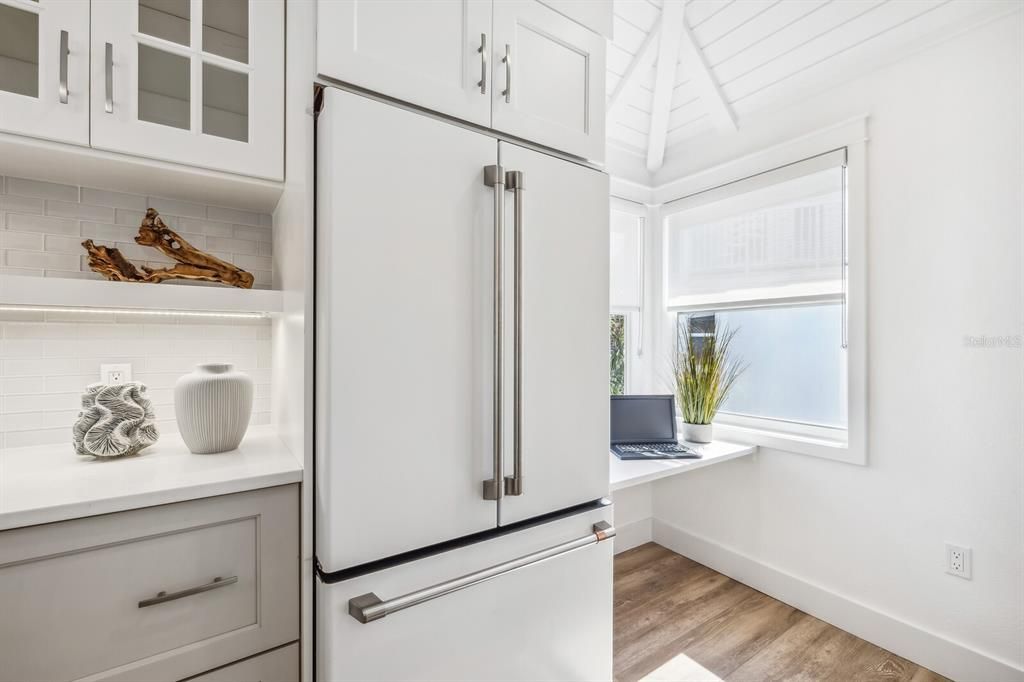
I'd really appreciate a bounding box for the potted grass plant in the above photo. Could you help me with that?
[672,319,745,443]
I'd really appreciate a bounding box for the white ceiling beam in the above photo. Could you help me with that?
[646,0,686,173]
[607,15,662,123]
[678,18,738,133]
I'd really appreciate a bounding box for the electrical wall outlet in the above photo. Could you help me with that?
[100,363,132,384]
[946,543,972,579]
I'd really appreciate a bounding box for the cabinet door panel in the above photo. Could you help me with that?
[0,486,298,682]
[0,0,89,145]
[316,89,498,572]
[90,0,283,180]
[498,142,609,526]
[317,0,492,128]
[492,1,605,162]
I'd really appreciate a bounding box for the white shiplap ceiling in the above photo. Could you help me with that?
[607,0,1019,173]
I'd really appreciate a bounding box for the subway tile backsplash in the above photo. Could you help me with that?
[0,176,274,288]
[0,312,272,450]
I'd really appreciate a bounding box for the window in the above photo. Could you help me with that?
[676,305,847,428]
[662,149,855,452]
[610,314,626,395]
[610,200,645,394]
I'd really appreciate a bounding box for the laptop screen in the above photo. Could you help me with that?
[610,395,678,444]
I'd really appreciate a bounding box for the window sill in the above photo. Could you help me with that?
[712,422,864,465]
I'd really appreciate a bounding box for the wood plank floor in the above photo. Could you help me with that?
[614,544,950,682]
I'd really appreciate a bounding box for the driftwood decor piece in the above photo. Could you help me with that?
[82,208,254,289]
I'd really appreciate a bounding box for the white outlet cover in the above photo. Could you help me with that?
[945,543,972,579]
[100,363,133,384]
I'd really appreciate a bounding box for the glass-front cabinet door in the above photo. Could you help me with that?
[0,0,89,145]
[90,0,283,180]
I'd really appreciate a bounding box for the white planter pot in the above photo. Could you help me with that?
[681,422,712,444]
[174,364,253,454]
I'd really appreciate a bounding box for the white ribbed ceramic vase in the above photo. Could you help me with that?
[174,364,253,454]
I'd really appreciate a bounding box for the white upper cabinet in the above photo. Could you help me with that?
[317,0,492,128]
[492,1,605,162]
[90,0,284,180]
[0,0,89,145]
[316,0,607,162]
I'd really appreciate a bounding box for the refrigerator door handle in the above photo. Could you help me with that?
[505,170,524,497]
[482,165,506,501]
[348,522,615,623]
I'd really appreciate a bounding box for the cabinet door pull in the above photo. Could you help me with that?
[477,33,487,95]
[138,575,238,608]
[104,43,113,113]
[501,44,512,104]
[58,30,69,104]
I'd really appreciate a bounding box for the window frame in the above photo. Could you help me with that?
[609,197,648,395]
[652,118,868,465]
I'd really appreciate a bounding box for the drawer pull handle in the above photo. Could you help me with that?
[348,522,615,623]
[138,575,238,608]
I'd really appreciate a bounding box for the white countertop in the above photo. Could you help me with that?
[0,427,302,531]
[610,440,757,491]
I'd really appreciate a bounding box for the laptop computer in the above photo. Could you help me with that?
[610,394,702,460]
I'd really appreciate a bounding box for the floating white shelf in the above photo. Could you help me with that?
[0,275,283,316]
[609,441,758,491]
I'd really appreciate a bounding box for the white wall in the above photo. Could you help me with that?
[648,11,1023,681]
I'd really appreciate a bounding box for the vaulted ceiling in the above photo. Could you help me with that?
[607,0,1018,174]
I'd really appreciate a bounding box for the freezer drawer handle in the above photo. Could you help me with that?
[137,575,238,608]
[347,522,615,624]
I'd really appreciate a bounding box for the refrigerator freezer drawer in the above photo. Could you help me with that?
[317,506,613,682]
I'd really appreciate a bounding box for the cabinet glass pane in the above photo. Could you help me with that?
[138,0,191,47]
[0,5,39,98]
[203,0,248,63]
[138,45,190,131]
[203,63,247,142]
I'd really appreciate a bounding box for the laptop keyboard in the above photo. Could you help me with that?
[617,442,694,454]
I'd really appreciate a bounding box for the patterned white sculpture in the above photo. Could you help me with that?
[73,382,159,457]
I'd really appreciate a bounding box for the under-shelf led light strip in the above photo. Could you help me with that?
[0,305,269,320]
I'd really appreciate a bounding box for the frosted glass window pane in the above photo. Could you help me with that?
[204,0,248,63]
[139,0,190,47]
[138,45,190,131]
[610,209,641,308]
[0,5,39,98]
[666,167,843,307]
[679,304,847,428]
[203,63,248,142]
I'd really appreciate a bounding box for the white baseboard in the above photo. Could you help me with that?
[652,519,1024,682]
[614,517,652,555]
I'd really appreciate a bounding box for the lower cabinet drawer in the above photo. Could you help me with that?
[0,485,299,682]
[183,643,299,682]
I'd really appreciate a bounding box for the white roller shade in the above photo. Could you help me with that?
[610,207,642,309]
[664,155,845,311]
